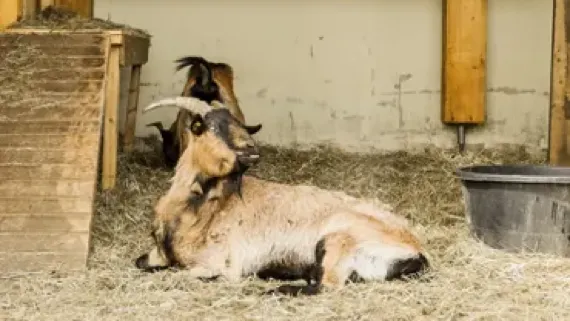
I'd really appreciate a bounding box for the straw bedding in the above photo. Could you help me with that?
[3,138,570,321]
[2,7,570,321]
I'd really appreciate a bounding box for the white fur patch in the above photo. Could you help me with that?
[341,241,418,281]
[229,229,321,277]
[147,247,168,267]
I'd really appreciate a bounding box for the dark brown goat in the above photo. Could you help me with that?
[147,56,246,168]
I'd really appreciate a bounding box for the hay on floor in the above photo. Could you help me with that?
[3,138,569,321]
[5,6,150,37]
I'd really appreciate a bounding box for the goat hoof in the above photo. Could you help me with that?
[263,284,320,297]
[135,254,149,270]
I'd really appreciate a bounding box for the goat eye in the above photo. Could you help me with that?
[190,120,204,135]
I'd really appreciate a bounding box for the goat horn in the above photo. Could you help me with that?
[142,96,213,115]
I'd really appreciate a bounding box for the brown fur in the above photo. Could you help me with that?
[173,57,245,161]
[137,149,430,294]
[137,99,428,294]
[149,56,247,168]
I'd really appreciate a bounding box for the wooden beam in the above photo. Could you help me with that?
[442,0,488,125]
[101,42,121,190]
[123,65,142,152]
[53,0,93,18]
[22,0,38,20]
[0,0,23,29]
[38,0,93,18]
[549,0,570,165]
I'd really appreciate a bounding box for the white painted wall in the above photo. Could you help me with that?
[95,0,553,153]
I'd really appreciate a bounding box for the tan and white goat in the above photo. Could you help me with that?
[135,97,430,296]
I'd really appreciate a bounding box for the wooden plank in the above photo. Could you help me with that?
[53,0,93,18]
[0,214,91,233]
[22,69,105,82]
[0,42,104,57]
[0,180,94,197]
[0,44,104,58]
[123,65,142,152]
[0,148,97,164]
[28,45,104,56]
[4,93,103,107]
[102,44,121,190]
[442,0,488,124]
[0,252,88,273]
[0,33,105,47]
[0,197,93,214]
[0,0,22,29]
[31,80,104,94]
[0,164,97,180]
[0,32,104,273]
[21,0,38,20]
[121,35,150,66]
[31,56,106,70]
[550,0,570,165]
[0,133,100,148]
[0,232,89,252]
[39,0,55,9]
[1,105,101,121]
[0,120,101,134]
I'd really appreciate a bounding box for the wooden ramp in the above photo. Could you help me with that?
[0,32,107,273]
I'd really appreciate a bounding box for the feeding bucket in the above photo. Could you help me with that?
[457,164,570,257]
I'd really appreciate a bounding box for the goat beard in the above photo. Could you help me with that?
[192,160,250,201]
[228,161,251,199]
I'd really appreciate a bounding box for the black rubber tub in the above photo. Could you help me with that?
[457,164,570,257]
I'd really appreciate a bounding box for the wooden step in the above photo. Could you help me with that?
[0,147,97,164]
[0,33,105,47]
[0,197,94,214]
[0,252,88,273]
[30,80,105,94]
[1,105,102,121]
[0,214,92,233]
[24,69,106,82]
[0,180,95,198]
[0,232,89,252]
[0,134,100,148]
[0,164,98,180]
[0,120,101,135]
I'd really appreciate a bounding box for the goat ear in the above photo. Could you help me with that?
[189,115,206,136]
[244,124,262,135]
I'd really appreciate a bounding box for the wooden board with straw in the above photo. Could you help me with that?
[0,31,108,272]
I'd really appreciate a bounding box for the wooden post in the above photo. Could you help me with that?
[0,0,23,29]
[549,0,570,165]
[38,0,93,18]
[53,0,93,18]
[102,41,121,190]
[442,0,488,125]
[22,0,39,19]
[39,0,54,10]
[123,65,142,152]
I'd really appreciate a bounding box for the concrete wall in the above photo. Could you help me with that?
[95,0,553,153]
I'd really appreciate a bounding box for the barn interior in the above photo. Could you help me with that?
[1,1,570,320]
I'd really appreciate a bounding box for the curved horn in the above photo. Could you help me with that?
[142,97,213,116]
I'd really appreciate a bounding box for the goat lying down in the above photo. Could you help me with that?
[147,56,245,168]
[135,97,430,296]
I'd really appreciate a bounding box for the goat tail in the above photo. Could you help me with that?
[174,56,213,87]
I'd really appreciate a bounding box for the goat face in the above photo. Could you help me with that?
[142,96,262,178]
[186,108,262,177]
[146,121,179,168]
